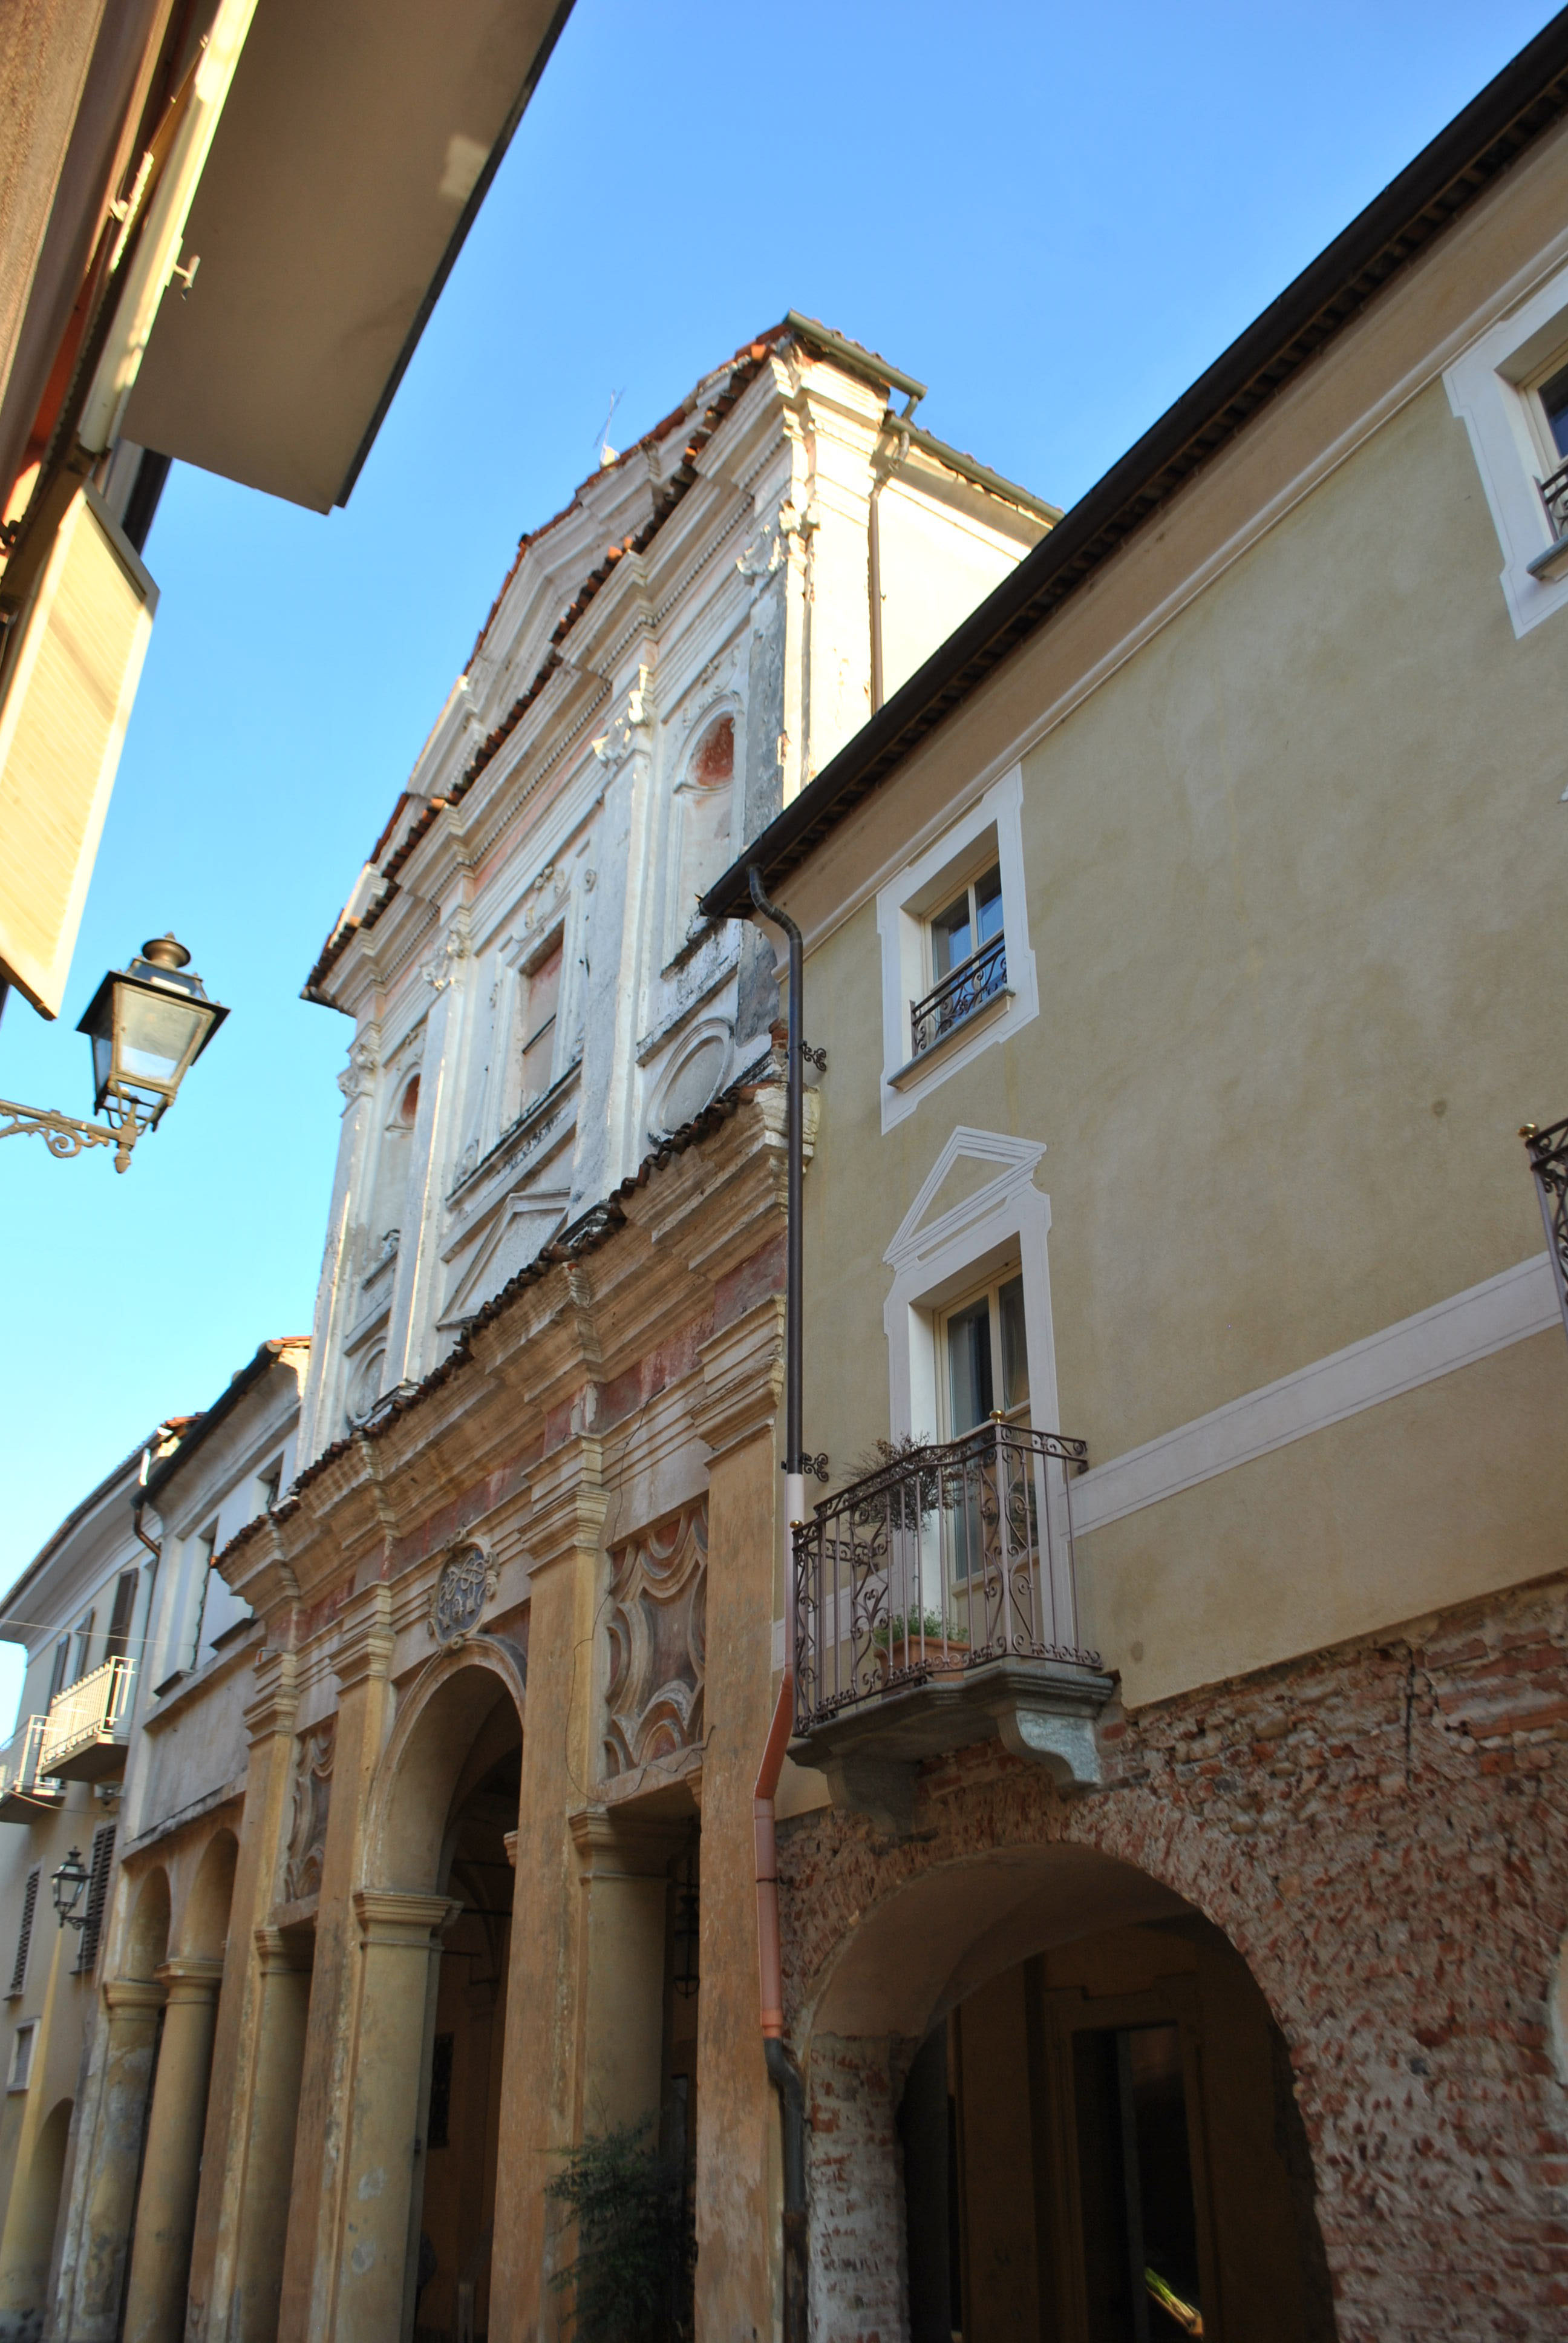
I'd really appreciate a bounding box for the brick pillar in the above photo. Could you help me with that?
[807,2035,907,2343]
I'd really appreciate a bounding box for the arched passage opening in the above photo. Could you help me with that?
[71,1867,169,2332]
[0,2095,73,2323]
[804,1844,1336,2343]
[340,1640,525,2343]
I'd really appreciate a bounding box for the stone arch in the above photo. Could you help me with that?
[122,1866,170,1981]
[363,1633,526,1895]
[785,1781,1339,2343]
[178,1828,237,1960]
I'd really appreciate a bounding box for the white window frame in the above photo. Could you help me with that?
[1445,258,1568,638]
[875,764,1037,1133]
[883,1126,1060,1446]
[8,2020,36,2092]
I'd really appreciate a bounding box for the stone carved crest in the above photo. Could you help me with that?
[603,1501,707,1778]
[428,1541,498,1648]
[283,1722,335,1903]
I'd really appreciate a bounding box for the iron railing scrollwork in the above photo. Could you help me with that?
[792,1421,1097,1734]
[1523,1116,1568,1344]
[909,933,1007,1059]
[1539,455,1568,549]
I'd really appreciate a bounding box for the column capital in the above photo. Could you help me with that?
[244,1647,300,1743]
[103,1974,167,2014]
[254,1923,313,1976]
[569,1807,689,1878]
[333,1582,395,1692]
[155,1955,225,2005]
[352,1889,462,1950]
[689,1294,785,1462]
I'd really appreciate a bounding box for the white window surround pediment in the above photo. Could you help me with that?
[875,764,1037,1132]
[883,1125,1060,1446]
[1446,258,1568,639]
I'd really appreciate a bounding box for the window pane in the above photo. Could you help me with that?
[1543,361,1568,460]
[947,1297,993,1433]
[998,1276,1029,1415]
[975,863,1004,945]
[524,944,563,1045]
[522,1016,556,1106]
[930,892,973,980]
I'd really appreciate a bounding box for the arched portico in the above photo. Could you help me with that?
[329,1636,526,2343]
[794,1832,1334,2342]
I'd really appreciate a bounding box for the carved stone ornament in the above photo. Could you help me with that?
[592,664,654,769]
[603,1501,707,1778]
[420,917,471,994]
[283,1722,335,1903]
[428,1541,499,1648]
[736,500,815,581]
[337,1027,381,1103]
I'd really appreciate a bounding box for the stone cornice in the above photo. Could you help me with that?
[243,1648,300,1744]
[157,1955,225,2002]
[103,1977,167,2014]
[332,1584,395,1693]
[689,1296,786,1463]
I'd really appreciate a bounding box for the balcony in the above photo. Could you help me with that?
[910,931,1008,1060]
[39,1658,135,1783]
[0,1719,64,1822]
[1530,456,1568,580]
[791,1423,1114,1832]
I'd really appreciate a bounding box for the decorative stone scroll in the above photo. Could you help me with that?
[283,1722,335,1903]
[428,1541,498,1648]
[603,1500,708,1778]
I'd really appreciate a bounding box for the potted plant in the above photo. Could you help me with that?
[870,1607,969,1686]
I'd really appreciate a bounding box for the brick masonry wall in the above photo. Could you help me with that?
[778,1571,1568,2342]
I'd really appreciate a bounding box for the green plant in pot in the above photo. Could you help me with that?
[546,2119,693,2343]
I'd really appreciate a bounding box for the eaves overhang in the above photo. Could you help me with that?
[121,0,577,511]
[701,5,1568,922]
[142,1336,309,1509]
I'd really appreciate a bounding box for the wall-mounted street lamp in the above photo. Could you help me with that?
[1,934,227,1172]
[51,1847,90,1930]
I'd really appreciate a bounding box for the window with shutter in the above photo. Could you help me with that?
[7,1870,38,1997]
[105,1570,139,1661]
[47,1640,70,1703]
[76,1825,116,1975]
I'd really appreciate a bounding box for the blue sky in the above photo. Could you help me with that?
[0,0,1558,1723]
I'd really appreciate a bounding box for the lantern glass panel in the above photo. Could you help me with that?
[113,981,213,1098]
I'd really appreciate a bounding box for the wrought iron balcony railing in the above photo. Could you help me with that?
[910,932,1007,1059]
[1540,454,1568,549]
[0,1717,64,1817]
[792,1421,1097,1734]
[39,1657,135,1781]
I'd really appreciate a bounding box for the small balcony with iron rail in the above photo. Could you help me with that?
[789,1421,1114,1832]
[908,930,1009,1063]
[0,1717,65,1822]
[39,1657,136,1783]
[1529,454,1568,580]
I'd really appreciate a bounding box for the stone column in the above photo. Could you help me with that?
[65,1975,167,2339]
[119,1955,225,2343]
[332,1891,461,2343]
[227,1926,313,2343]
[488,1437,606,2343]
[569,1814,686,2136]
[184,1647,301,2343]
[688,1295,787,2343]
[276,1585,395,2343]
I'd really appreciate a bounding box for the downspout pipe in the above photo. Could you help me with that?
[745,865,809,2342]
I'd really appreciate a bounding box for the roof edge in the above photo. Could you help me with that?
[702,7,1568,920]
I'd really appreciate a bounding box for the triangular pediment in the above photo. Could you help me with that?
[439,1188,570,1326]
[884,1126,1045,1274]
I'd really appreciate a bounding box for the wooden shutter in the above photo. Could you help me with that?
[7,1869,38,1997]
[76,1824,116,1975]
[105,1571,139,1661]
[48,1639,70,1702]
[0,487,158,1017]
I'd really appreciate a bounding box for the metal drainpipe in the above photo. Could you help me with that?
[745,866,809,2341]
